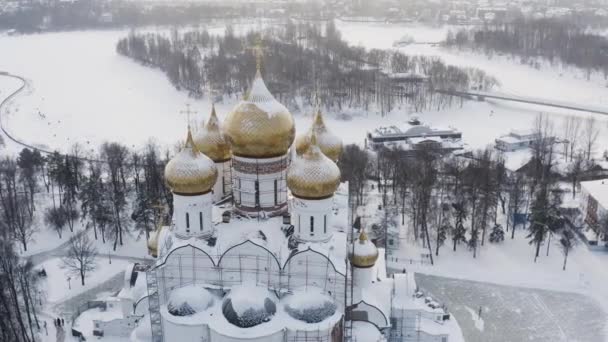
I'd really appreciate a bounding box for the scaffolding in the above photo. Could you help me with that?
[231,154,289,217]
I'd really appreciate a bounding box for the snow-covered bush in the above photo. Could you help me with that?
[222,284,276,328]
[489,223,505,243]
[167,285,214,316]
[284,290,337,323]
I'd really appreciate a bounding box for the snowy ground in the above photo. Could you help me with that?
[416,274,606,342]
[38,257,129,304]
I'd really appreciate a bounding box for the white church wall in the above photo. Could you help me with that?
[232,155,289,216]
[172,193,213,239]
[292,197,334,242]
[209,327,284,342]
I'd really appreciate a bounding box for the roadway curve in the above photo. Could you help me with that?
[0,71,109,163]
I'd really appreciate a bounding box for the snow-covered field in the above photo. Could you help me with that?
[0,21,606,158]
[38,257,129,303]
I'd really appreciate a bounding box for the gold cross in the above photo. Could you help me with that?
[180,103,197,127]
[247,37,267,72]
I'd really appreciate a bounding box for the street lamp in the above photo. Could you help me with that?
[67,276,71,290]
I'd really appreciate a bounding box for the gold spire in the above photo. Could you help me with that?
[185,125,197,151]
[358,227,368,244]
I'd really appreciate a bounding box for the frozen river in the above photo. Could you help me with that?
[416,274,606,342]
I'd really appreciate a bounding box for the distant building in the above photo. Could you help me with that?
[494,129,558,152]
[367,121,463,154]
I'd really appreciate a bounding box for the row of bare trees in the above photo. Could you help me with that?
[339,113,603,269]
[446,18,608,80]
[116,21,498,116]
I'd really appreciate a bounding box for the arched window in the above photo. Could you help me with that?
[199,212,203,231]
[298,215,301,232]
[255,180,260,207]
[274,179,278,205]
[186,213,190,232]
[310,216,314,235]
[324,215,327,234]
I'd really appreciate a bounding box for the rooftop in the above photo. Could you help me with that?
[581,179,608,209]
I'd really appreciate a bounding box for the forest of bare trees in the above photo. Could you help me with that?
[116,21,498,115]
[445,18,608,80]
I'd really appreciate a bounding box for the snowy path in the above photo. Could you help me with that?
[416,274,606,342]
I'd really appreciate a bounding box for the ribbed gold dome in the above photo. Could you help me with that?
[287,133,341,199]
[193,104,232,162]
[165,128,218,195]
[295,109,343,162]
[349,228,379,268]
[224,70,295,158]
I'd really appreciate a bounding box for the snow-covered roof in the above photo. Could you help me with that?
[156,185,351,272]
[581,179,608,209]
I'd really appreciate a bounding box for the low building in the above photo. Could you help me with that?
[495,129,552,152]
[580,179,608,247]
[367,122,463,154]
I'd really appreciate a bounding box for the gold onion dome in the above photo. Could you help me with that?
[296,109,343,162]
[165,128,218,195]
[349,228,379,268]
[287,133,341,199]
[223,70,295,158]
[193,104,232,162]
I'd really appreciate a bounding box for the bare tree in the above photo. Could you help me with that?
[582,117,600,161]
[559,229,576,270]
[62,233,98,286]
[44,206,68,239]
[561,116,581,162]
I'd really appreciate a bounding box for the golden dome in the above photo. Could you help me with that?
[193,104,232,162]
[165,128,218,195]
[295,109,343,162]
[349,228,379,268]
[224,70,295,158]
[287,133,341,199]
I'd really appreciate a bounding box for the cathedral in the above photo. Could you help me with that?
[138,63,459,342]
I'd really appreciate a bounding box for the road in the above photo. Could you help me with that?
[437,89,608,115]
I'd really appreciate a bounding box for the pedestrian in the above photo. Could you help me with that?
[61,318,65,326]
[57,318,61,327]
[478,306,482,319]
[53,319,57,327]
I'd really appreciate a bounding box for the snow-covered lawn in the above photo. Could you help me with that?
[38,257,129,303]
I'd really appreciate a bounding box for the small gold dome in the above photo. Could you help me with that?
[295,109,343,162]
[165,128,218,195]
[224,70,295,158]
[287,133,341,199]
[193,104,232,162]
[349,228,379,268]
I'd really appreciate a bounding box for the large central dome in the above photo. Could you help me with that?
[224,70,295,158]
